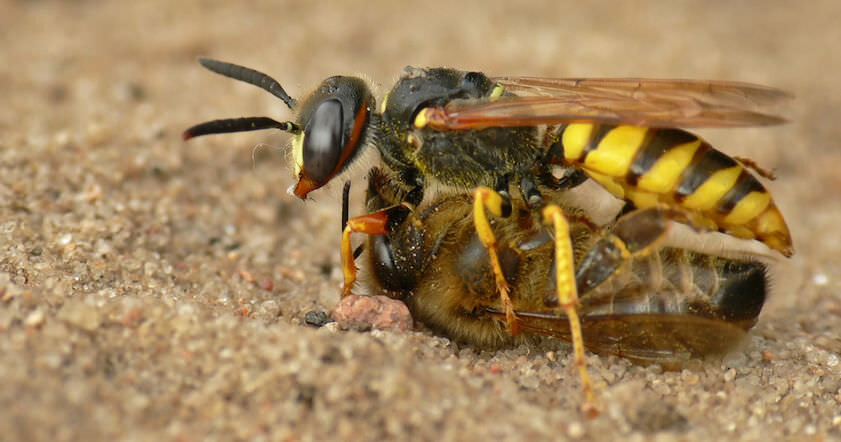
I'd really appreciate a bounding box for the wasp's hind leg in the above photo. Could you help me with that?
[472,176,517,333]
[541,204,597,417]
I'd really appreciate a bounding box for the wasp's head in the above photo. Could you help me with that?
[290,76,374,199]
[182,58,375,200]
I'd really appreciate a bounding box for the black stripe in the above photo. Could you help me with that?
[716,170,766,214]
[675,144,738,200]
[580,124,615,162]
[627,129,698,186]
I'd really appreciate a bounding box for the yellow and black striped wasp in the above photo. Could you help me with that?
[184,59,791,414]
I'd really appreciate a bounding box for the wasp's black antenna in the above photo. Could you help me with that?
[198,57,297,110]
[183,117,300,140]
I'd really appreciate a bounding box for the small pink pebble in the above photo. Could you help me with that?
[332,294,412,332]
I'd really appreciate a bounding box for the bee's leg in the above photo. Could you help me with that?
[576,207,670,295]
[341,204,412,296]
[472,183,517,333]
[541,204,597,417]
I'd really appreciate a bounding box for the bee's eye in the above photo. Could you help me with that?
[303,99,344,184]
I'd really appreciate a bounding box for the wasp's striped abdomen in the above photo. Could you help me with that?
[551,123,793,256]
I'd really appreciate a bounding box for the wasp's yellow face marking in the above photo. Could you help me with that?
[724,191,771,225]
[682,166,742,211]
[583,126,649,177]
[291,132,305,177]
[637,139,702,193]
[561,123,594,161]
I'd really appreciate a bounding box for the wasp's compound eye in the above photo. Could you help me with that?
[302,99,344,184]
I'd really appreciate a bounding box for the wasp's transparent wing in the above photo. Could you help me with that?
[423,77,790,130]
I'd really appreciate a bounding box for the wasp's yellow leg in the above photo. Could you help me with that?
[542,204,598,417]
[473,186,518,333]
[340,211,391,296]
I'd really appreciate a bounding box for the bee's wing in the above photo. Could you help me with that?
[423,77,790,130]
[510,311,750,366]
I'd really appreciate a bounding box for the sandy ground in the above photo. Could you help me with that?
[2,0,841,440]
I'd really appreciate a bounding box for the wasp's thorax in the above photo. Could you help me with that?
[382,67,496,126]
[376,67,542,190]
[291,76,374,199]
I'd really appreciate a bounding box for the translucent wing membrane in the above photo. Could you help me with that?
[425,77,790,129]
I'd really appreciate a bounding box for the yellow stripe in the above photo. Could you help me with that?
[587,171,626,199]
[753,207,792,256]
[755,206,787,237]
[625,189,660,208]
[583,126,649,177]
[723,191,771,225]
[682,166,742,210]
[636,139,702,193]
[725,225,755,239]
[561,123,594,161]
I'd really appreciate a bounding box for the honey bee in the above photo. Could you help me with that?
[355,167,767,414]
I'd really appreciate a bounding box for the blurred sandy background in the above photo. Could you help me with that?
[1,0,840,440]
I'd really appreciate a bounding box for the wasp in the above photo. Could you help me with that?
[184,60,788,413]
[354,167,767,415]
[183,59,790,290]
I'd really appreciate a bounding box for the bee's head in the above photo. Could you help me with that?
[182,58,374,200]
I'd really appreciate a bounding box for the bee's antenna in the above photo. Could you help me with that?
[198,57,297,110]
[182,117,300,140]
